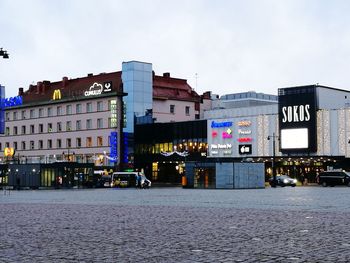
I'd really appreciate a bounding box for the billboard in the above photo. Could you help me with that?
[208,118,255,157]
[278,86,317,153]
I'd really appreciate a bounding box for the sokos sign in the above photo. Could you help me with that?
[278,86,317,153]
[281,105,310,123]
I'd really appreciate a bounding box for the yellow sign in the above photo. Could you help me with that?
[53,89,62,100]
[4,147,15,157]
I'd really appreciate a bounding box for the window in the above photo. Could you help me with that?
[6,112,10,121]
[76,120,81,130]
[170,105,175,114]
[5,127,9,136]
[57,122,62,132]
[86,102,92,113]
[97,118,103,129]
[97,101,103,111]
[86,119,92,129]
[21,110,26,119]
[57,139,62,149]
[21,125,26,135]
[5,142,10,148]
[76,104,82,114]
[76,138,82,148]
[66,105,72,115]
[30,141,34,150]
[66,138,72,148]
[48,107,53,117]
[86,137,92,147]
[47,139,52,149]
[39,124,44,133]
[13,126,18,135]
[39,108,44,117]
[13,111,17,120]
[30,109,35,118]
[30,125,34,134]
[66,121,72,131]
[97,136,103,147]
[39,140,43,149]
[0,143,1,151]
[57,106,62,116]
[48,123,53,133]
[13,142,17,150]
[185,106,190,116]
[21,141,26,150]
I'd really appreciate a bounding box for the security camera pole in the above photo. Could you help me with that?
[267,133,277,188]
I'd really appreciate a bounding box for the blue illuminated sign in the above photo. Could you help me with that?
[0,85,5,134]
[109,132,117,163]
[211,121,233,128]
[123,132,128,163]
[2,96,23,108]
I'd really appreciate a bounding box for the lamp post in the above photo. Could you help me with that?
[267,133,278,188]
[0,48,9,59]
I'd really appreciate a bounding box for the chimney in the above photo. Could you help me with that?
[62,77,68,89]
[29,84,34,93]
[42,80,50,94]
[18,87,24,96]
[163,72,170,78]
[87,73,93,77]
[36,81,43,94]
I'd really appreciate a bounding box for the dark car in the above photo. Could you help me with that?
[269,175,297,187]
[317,171,350,187]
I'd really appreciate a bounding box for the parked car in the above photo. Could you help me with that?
[317,171,350,187]
[111,172,151,188]
[269,175,297,187]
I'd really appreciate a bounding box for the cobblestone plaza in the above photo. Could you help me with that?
[1,187,350,262]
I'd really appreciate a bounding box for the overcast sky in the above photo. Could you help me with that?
[1,0,350,98]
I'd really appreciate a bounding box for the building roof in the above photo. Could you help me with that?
[20,72,123,104]
[153,74,200,102]
[18,70,201,104]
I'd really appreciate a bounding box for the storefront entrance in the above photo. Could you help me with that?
[194,167,215,189]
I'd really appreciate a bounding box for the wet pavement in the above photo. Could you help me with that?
[1,187,350,262]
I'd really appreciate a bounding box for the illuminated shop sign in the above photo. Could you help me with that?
[238,120,251,127]
[211,121,233,128]
[123,103,127,128]
[281,105,310,123]
[2,96,23,108]
[4,147,15,157]
[222,128,232,139]
[52,89,62,100]
[238,129,251,135]
[278,86,317,153]
[237,137,252,143]
[109,132,117,163]
[84,82,112,97]
[110,100,117,128]
[211,143,232,149]
[239,144,252,155]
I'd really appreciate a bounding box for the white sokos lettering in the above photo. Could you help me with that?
[282,104,311,123]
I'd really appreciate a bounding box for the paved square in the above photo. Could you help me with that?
[1,187,350,262]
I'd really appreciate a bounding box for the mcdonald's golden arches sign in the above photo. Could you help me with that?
[53,89,62,100]
[4,147,15,157]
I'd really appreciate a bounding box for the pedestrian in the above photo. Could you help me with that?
[16,175,20,190]
[137,173,142,189]
[300,172,305,186]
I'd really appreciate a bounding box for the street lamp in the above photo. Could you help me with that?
[267,133,279,188]
[0,48,9,59]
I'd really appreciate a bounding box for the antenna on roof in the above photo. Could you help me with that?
[195,73,198,91]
